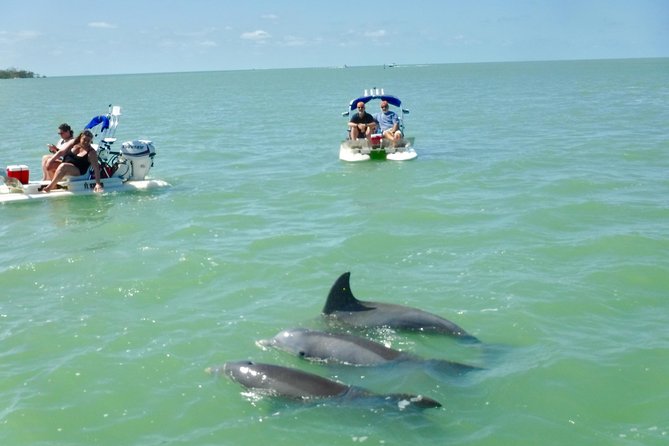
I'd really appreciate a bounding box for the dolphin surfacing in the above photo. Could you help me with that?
[322,272,479,342]
[210,360,441,410]
[259,328,482,375]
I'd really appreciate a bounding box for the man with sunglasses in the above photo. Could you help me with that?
[348,101,377,143]
[375,100,402,145]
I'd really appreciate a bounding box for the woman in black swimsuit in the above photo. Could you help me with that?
[61,149,91,175]
[43,129,104,193]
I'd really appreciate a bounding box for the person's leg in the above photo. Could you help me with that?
[365,126,373,141]
[41,154,60,180]
[42,163,80,192]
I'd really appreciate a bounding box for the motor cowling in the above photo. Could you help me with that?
[116,140,156,181]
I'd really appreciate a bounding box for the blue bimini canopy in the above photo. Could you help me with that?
[348,94,402,111]
[85,115,110,133]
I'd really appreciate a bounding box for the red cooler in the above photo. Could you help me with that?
[6,165,30,184]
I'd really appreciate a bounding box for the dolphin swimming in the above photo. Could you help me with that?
[322,272,479,342]
[258,328,481,375]
[207,360,442,410]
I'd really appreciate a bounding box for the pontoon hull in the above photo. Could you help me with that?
[339,138,417,162]
[0,178,169,203]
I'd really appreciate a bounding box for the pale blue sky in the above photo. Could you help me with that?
[1,0,667,76]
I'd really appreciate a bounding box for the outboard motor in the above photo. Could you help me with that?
[114,140,156,181]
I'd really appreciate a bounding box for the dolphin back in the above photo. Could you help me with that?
[222,360,349,399]
[261,328,406,365]
[219,360,442,409]
[322,272,375,314]
[322,272,480,341]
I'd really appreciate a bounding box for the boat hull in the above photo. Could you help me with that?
[0,177,170,203]
[339,137,417,162]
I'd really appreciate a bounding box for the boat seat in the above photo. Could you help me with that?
[60,159,114,184]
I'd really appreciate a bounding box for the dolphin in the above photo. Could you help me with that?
[322,272,479,342]
[207,360,441,410]
[258,328,481,375]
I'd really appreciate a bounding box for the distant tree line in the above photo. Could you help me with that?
[0,68,44,79]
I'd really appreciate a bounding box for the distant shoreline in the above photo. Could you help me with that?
[0,68,44,79]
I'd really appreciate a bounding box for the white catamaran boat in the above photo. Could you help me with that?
[1,105,169,203]
[339,88,417,162]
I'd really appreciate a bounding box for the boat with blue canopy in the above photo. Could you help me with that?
[340,88,417,162]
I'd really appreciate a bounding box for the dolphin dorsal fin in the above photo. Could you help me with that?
[322,272,373,314]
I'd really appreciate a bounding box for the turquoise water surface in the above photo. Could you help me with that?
[1,58,668,445]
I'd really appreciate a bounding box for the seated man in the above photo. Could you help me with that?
[348,101,376,142]
[375,100,402,144]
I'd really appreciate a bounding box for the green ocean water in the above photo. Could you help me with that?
[1,58,668,445]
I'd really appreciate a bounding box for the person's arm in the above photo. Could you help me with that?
[349,115,360,128]
[88,148,102,192]
[88,150,104,192]
[49,138,75,153]
[46,145,71,169]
